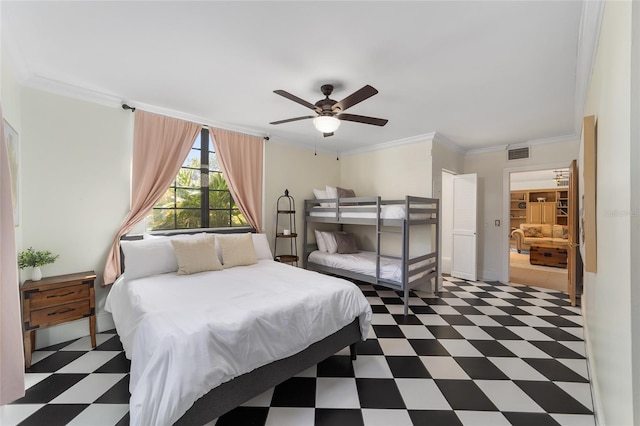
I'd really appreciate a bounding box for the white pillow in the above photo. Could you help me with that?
[120,238,178,280]
[252,233,273,260]
[325,185,338,208]
[143,232,207,240]
[314,230,328,252]
[217,233,258,268]
[313,188,330,208]
[321,231,338,254]
[171,235,223,275]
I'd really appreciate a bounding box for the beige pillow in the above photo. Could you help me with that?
[217,233,258,268]
[171,235,222,275]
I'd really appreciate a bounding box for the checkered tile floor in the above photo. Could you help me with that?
[2,276,595,426]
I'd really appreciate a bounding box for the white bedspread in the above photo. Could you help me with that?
[105,260,371,426]
[308,250,432,284]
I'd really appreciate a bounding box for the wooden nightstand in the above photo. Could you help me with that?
[20,271,97,368]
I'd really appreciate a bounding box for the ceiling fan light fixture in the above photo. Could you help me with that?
[313,116,341,133]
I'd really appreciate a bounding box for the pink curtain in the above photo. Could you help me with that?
[210,128,263,231]
[103,111,201,285]
[0,105,25,404]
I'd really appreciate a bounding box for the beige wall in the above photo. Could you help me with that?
[340,141,433,198]
[263,141,340,259]
[582,1,635,424]
[464,140,578,281]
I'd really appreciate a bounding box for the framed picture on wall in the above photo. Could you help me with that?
[4,119,19,226]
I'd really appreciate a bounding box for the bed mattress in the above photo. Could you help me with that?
[308,250,432,284]
[309,204,431,220]
[105,259,371,426]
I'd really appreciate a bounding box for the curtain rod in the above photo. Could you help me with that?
[121,103,269,140]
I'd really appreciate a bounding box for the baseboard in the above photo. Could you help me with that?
[581,292,604,425]
[34,311,115,349]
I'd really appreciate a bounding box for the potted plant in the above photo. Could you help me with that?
[17,247,59,281]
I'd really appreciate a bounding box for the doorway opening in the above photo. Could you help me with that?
[508,168,569,292]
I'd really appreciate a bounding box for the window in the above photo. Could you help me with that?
[146,128,248,231]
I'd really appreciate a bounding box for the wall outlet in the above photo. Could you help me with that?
[495,219,500,227]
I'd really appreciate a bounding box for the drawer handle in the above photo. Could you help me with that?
[47,291,75,298]
[48,307,75,316]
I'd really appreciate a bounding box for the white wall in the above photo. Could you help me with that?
[441,171,454,273]
[464,140,578,281]
[582,1,635,424]
[20,88,132,347]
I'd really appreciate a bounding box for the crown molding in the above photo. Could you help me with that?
[15,72,269,138]
[573,0,605,133]
[341,132,435,156]
[432,132,466,154]
[465,133,578,156]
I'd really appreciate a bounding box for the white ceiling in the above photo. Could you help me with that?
[2,1,596,154]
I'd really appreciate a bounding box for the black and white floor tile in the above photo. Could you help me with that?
[2,276,595,425]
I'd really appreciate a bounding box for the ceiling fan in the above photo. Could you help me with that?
[270,84,389,137]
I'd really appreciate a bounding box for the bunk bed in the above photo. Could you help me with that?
[303,195,440,315]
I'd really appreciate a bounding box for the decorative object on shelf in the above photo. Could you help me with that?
[536,197,546,202]
[518,202,526,209]
[17,247,59,282]
[274,189,298,265]
[553,169,569,186]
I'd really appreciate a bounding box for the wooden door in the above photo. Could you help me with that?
[528,203,540,223]
[568,159,579,305]
[542,202,556,224]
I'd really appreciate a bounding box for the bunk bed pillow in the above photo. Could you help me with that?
[321,231,338,254]
[171,235,223,275]
[334,232,359,254]
[314,230,328,252]
[326,185,338,207]
[337,187,357,205]
[313,188,331,208]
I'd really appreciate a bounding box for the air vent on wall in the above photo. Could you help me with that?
[507,146,530,161]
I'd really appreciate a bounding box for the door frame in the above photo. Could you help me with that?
[501,161,574,283]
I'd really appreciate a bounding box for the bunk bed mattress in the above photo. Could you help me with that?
[105,259,372,426]
[308,250,432,284]
[309,204,431,219]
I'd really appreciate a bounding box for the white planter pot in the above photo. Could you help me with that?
[31,266,42,281]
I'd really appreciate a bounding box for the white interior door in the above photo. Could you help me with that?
[452,173,478,281]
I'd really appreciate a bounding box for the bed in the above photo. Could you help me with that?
[303,194,440,315]
[105,232,372,425]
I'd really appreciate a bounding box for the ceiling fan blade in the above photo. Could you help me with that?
[270,116,315,125]
[332,85,378,112]
[323,132,334,138]
[273,90,321,112]
[337,113,388,126]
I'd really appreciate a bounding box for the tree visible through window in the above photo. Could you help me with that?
[146,128,248,231]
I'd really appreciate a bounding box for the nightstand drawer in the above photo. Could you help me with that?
[29,299,91,329]
[29,283,90,309]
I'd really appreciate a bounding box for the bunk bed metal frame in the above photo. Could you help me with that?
[303,195,440,315]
